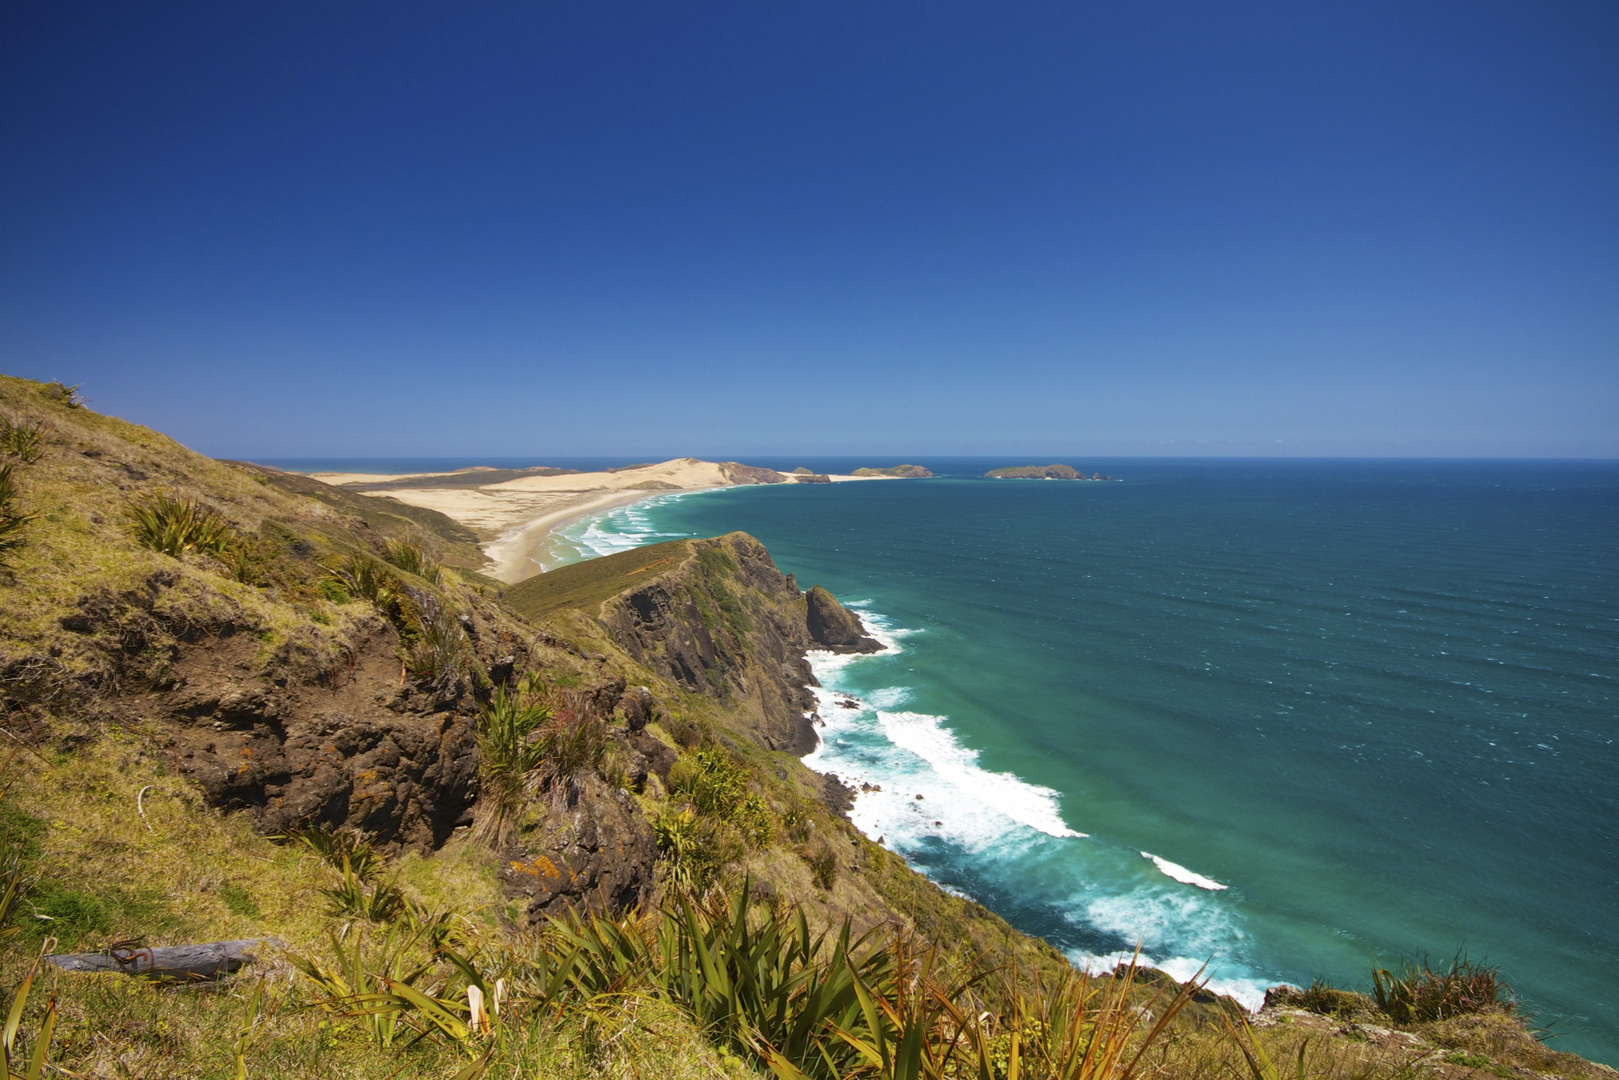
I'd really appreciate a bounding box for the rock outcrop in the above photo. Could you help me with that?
[501,775,658,922]
[718,461,790,485]
[805,585,883,653]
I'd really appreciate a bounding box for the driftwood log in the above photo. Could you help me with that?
[44,939,277,981]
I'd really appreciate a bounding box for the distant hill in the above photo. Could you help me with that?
[852,464,933,478]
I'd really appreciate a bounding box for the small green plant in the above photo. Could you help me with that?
[1371,950,1511,1024]
[805,843,839,891]
[402,587,473,692]
[0,842,29,944]
[653,807,726,892]
[2,944,59,1080]
[471,683,550,845]
[40,381,84,408]
[1446,1050,1494,1068]
[290,826,387,882]
[331,550,394,605]
[287,924,440,1048]
[0,464,31,570]
[323,862,409,923]
[381,537,441,584]
[127,492,234,558]
[0,419,43,464]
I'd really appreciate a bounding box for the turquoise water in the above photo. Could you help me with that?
[565,459,1618,1064]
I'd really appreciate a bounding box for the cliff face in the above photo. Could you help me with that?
[596,533,822,754]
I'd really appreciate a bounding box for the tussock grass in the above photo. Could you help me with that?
[470,682,550,846]
[0,462,32,570]
[0,417,45,463]
[1372,951,1511,1024]
[126,492,235,558]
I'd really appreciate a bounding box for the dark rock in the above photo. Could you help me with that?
[629,730,677,786]
[806,586,882,654]
[489,654,516,688]
[618,685,656,731]
[820,772,856,814]
[587,676,627,718]
[501,776,657,921]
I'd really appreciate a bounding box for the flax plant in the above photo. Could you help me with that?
[126,491,234,558]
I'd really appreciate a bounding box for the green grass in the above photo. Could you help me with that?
[503,539,693,620]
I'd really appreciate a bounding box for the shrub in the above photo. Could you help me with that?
[324,863,409,923]
[1371,951,1512,1024]
[381,537,441,584]
[532,694,618,801]
[331,550,394,605]
[1292,978,1378,1019]
[290,826,387,882]
[126,492,234,558]
[402,587,473,692]
[670,749,773,848]
[806,842,839,891]
[0,463,32,569]
[0,417,44,463]
[41,380,84,408]
[653,807,729,892]
[472,684,550,845]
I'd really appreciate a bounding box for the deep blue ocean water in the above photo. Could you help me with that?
[555,459,1618,1063]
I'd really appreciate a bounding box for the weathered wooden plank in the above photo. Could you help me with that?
[44,938,276,981]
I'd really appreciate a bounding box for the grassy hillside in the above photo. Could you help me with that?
[503,539,694,620]
[0,374,1607,1079]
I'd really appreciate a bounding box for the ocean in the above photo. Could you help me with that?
[551,459,1619,1064]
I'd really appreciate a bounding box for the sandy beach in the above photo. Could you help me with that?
[313,458,897,583]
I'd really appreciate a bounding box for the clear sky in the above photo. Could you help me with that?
[3,1,1616,458]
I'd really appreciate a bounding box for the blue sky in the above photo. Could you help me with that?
[3,1,1616,458]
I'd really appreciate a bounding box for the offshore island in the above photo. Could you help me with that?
[986,463,1117,480]
[0,374,1605,1078]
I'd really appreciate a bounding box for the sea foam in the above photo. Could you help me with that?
[802,605,1085,855]
[1142,852,1229,891]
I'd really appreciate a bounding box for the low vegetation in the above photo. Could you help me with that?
[126,491,235,558]
[1371,951,1512,1024]
[0,463,31,571]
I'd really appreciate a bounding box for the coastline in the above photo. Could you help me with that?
[484,486,715,582]
[307,458,906,584]
[493,472,895,582]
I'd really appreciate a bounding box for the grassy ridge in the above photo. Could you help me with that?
[502,539,694,620]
